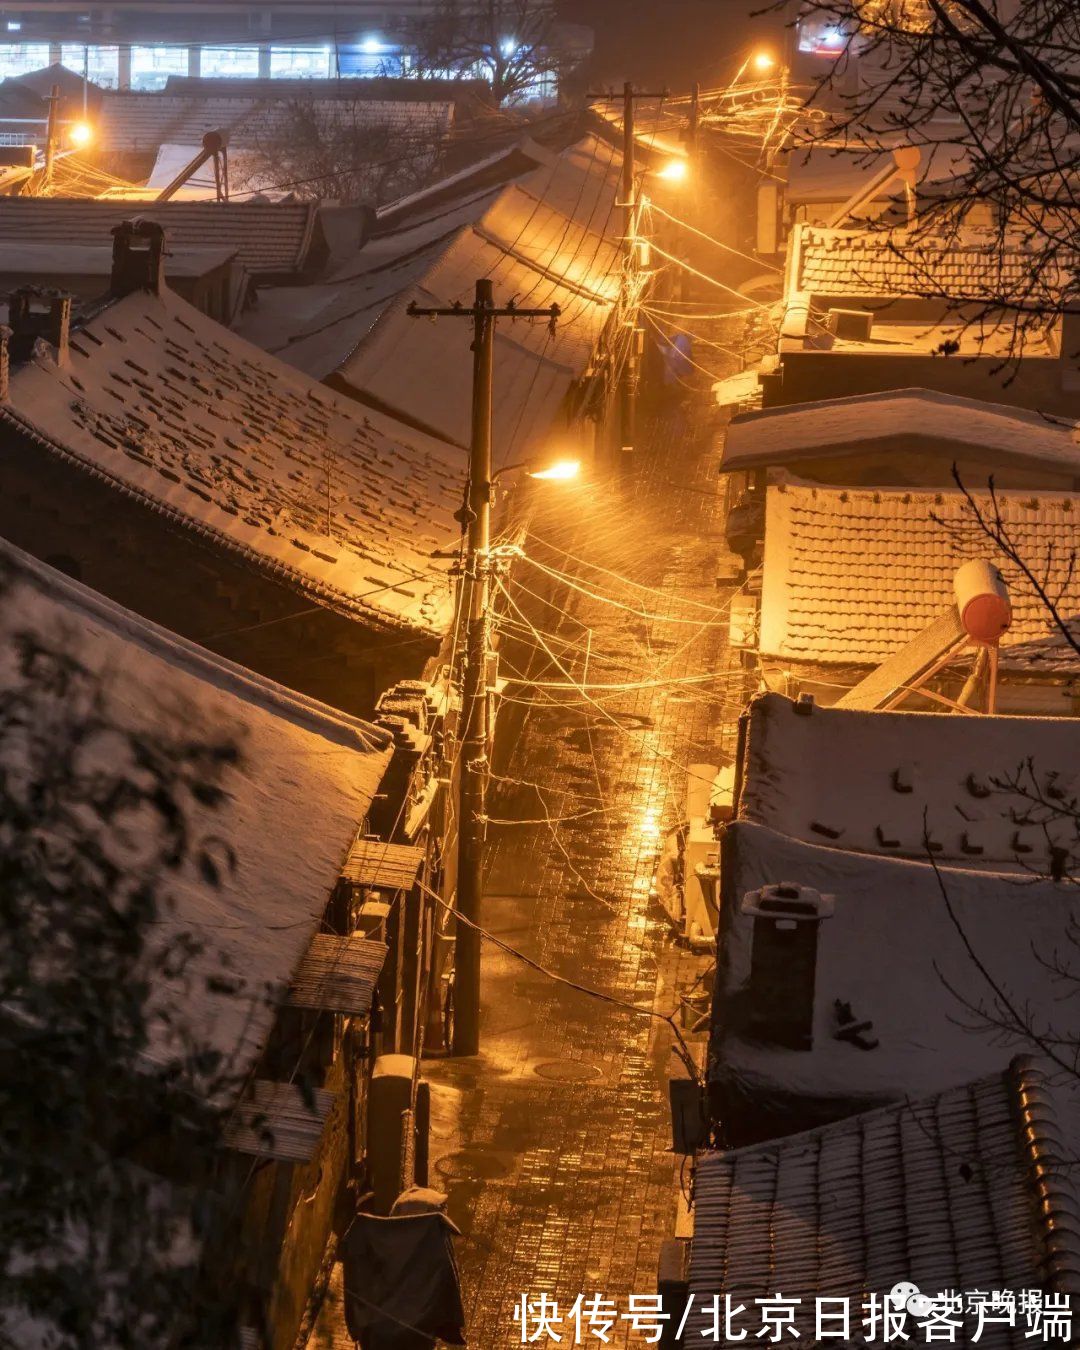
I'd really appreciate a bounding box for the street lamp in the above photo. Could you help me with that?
[752,50,776,73]
[67,121,93,149]
[656,157,689,184]
[407,281,583,1057]
[528,459,581,481]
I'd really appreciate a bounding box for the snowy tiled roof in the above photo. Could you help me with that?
[711,821,1080,1112]
[737,692,1080,868]
[0,536,392,1091]
[688,1057,1080,1346]
[759,478,1080,670]
[96,92,453,154]
[373,138,553,228]
[0,198,322,279]
[0,241,236,286]
[2,287,462,636]
[794,223,1076,305]
[722,388,1080,476]
[249,135,622,458]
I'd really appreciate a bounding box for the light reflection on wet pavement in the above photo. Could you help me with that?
[425,400,752,1347]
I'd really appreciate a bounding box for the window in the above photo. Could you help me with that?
[339,43,402,77]
[269,46,332,78]
[201,46,259,77]
[130,45,188,91]
[0,43,52,79]
[61,44,120,88]
[797,17,849,54]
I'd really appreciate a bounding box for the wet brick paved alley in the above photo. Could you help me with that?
[419,390,752,1347]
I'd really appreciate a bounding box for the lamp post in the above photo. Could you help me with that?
[406,280,573,1056]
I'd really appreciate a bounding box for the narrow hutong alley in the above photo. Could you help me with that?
[423,391,751,1344]
[9,5,1080,1346]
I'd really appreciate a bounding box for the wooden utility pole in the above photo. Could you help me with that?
[688,80,701,156]
[43,83,60,191]
[681,81,702,305]
[620,80,638,463]
[588,84,666,465]
[406,280,560,1056]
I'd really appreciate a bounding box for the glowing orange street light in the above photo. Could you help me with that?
[67,121,93,148]
[656,157,689,184]
[528,458,581,481]
[752,50,776,73]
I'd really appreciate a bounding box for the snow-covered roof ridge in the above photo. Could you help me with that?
[794,221,1079,302]
[723,386,1080,472]
[244,134,620,456]
[759,476,1080,671]
[711,820,1080,1113]
[4,535,391,755]
[95,91,454,154]
[0,534,392,1091]
[687,1055,1080,1341]
[2,285,462,637]
[736,691,1080,868]
[0,196,323,279]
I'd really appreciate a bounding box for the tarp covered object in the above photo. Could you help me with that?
[342,1211,466,1348]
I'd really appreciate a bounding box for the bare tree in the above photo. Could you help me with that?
[787,0,1080,354]
[0,570,254,1347]
[245,100,447,204]
[401,0,570,108]
[915,469,1080,1078]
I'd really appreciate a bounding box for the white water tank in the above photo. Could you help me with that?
[954,560,1012,643]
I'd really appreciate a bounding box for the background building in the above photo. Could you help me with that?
[0,0,584,92]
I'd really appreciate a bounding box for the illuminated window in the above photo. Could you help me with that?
[797,17,848,54]
[131,45,188,90]
[0,43,52,78]
[202,46,259,77]
[339,44,399,76]
[269,46,332,78]
[61,44,120,88]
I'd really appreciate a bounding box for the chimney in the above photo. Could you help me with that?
[740,882,834,1049]
[8,289,70,366]
[110,218,166,297]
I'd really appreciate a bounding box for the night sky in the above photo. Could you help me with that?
[556,0,791,87]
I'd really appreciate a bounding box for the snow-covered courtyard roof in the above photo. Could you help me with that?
[95,91,453,155]
[688,1055,1080,1346]
[791,222,1077,308]
[240,134,622,459]
[759,477,1080,671]
[711,821,1080,1112]
[0,536,392,1093]
[2,286,463,637]
[722,388,1080,479]
[0,197,327,280]
[736,692,1080,869]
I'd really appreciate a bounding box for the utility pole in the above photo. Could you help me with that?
[681,81,702,306]
[688,80,701,158]
[406,280,560,1056]
[43,82,60,191]
[588,83,666,466]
